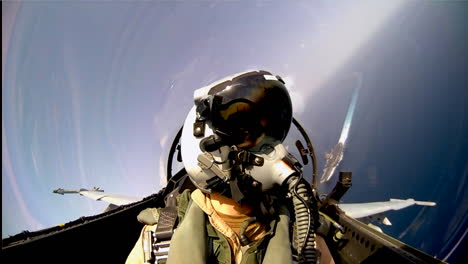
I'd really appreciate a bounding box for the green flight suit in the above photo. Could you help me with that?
[166,190,293,264]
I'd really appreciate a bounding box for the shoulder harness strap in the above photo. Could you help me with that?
[142,176,195,264]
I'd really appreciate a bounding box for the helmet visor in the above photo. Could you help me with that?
[209,72,293,150]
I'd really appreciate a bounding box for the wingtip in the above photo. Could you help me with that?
[389,198,436,206]
[415,201,436,206]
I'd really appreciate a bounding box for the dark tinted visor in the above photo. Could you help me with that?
[209,72,293,149]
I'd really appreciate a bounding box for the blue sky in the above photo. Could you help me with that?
[2,1,466,262]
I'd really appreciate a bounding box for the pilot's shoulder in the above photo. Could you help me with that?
[176,189,193,219]
[137,208,160,225]
[137,189,193,225]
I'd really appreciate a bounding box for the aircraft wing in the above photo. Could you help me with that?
[78,190,142,206]
[338,198,436,219]
[53,188,142,206]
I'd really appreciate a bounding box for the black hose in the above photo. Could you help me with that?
[288,176,318,263]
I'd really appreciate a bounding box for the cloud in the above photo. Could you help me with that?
[159,155,167,189]
[160,135,169,148]
[282,74,305,114]
[288,1,407,114]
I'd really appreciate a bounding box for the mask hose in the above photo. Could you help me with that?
[287,176,319,264]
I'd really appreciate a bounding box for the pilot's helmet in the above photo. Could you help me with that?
[180,70,294,196]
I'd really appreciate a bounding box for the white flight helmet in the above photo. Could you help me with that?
[180,70,298,201]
